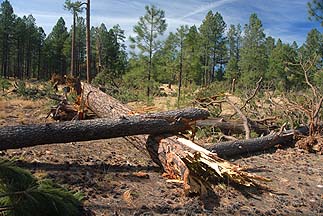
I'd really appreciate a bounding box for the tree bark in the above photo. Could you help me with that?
[0,108,208,151]
[82,82,150,151]
[205,126,309,158]
[82,82,132,118]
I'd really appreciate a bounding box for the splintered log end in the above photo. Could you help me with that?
[146,135,211,196]
[147,135,271,197]
[146,135,187,178]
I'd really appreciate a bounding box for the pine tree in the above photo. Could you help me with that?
[45,17,69,77]
[267,39,286,90]
[153,32,177,83]
[308,0,323,25]
[23,15,39,79]
[299,28,323,86]
[225,24,242,81]
[13,17,26,79]
[0,159,83,216]
[199,11,227,84]
[184,25,202,84]
[129,5,167,100]
[106,25,127,79]
[175,25,189,106]
[300,28,322,59]
[64,0,84,77]
[0,0,15,78]
[94,23,108,75]
[35,27,46,79]
[76,17,86,78]
[93,24,127,86]
[265,36,275,57]
[239,13,267,87]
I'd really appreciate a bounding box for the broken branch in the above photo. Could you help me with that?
[226,97,251,139]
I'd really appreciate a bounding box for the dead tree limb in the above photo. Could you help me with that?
[0,108,208,151]
[226,98,251,139]
[240,77,263,110]
[205,126,309,158]
[300,54,318,98]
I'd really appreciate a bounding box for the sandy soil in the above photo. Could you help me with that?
[1,97,323,215]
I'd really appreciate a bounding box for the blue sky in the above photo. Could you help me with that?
[6,0,322,46]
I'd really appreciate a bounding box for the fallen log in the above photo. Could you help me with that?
[82,82,150,151]
[205,126,309,158]
[146,134,271,196]
[0,108,208,150]
[81,83,271,195]
[82,82,132,118]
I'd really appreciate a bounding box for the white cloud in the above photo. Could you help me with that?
[181,0,239,19]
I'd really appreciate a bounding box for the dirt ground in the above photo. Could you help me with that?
[1,96,323,216]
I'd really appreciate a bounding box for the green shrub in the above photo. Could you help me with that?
[0,77,11,92]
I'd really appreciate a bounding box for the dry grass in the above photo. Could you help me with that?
[0,97,52,126]
[122,189,134,206]
[128,96,178,112]
[221,94,243,116]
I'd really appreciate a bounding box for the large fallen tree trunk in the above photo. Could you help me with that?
[82,83,132,118]
[82,82,151,151]
[81,83,272,194]
[0,108,209,150]
[205,126,309,158]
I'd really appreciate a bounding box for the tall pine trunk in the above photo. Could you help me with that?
[178,39,183,108]
[147,15,154,100]
[71,12,76,77]
[86,0,91,83]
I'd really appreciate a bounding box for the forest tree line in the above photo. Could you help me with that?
[0,0,322,96]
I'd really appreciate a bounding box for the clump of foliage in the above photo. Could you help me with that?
[0,77,11,93]
[92,69,144,103]
[13,80,28,97]
[13,81,54,99]
[0,159,83,216]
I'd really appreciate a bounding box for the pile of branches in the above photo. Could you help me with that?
[1,82,274,198]
[193,56,323,155]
